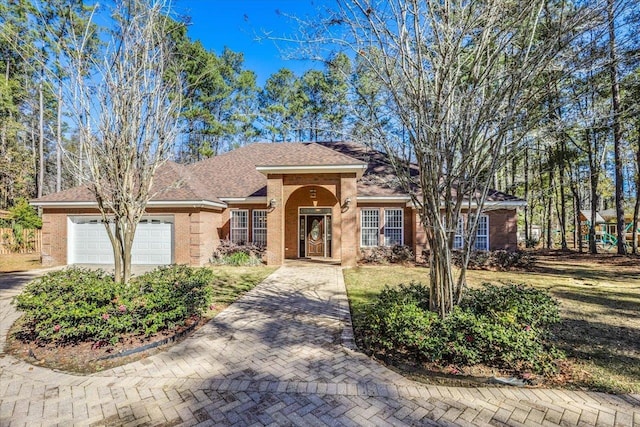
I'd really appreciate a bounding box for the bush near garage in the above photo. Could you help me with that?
[210,240,265,265]
[359,245,415,264]
[13,265,213,346]
[358,282,563,375]
[451,250,535,271]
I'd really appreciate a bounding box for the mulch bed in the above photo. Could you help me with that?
[6,314,211,374]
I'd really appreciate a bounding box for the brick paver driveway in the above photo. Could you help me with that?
[1,265,639,426]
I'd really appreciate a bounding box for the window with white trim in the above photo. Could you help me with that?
[230,210,248,244]
[252,209,267,246]
[475,214,489,251]
[361,209,379,247]
[384,208,404,246]
[453,216,464,249]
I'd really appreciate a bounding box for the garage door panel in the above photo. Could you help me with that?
[69,217,173,265]
[132,223,172,264]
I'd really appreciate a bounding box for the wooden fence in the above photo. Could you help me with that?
[0,228,42,254]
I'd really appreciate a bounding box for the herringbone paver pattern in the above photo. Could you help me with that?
[1,265,639,426]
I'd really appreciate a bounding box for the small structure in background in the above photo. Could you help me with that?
[579,209,638,250]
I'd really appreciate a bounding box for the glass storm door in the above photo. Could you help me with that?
[306,216,325,257]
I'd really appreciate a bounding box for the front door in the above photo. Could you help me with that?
[306,216,324,257]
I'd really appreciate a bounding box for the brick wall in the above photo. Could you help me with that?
[220,203,269,243]
[40,207,223,267]
[41,209,70,266]
[355,204,415,258]
[263,172,359,266]
[266,175,284,265]
[487,209,518,250]
[413,208,519,260]
[283,185,339,260]
[339,175,357,266]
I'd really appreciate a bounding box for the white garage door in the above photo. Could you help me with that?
[68,216,173,265]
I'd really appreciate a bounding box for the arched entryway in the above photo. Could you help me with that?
[284,186,339,260]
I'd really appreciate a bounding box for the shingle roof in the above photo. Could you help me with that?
[316,141,524,203]
[188,142,366,199]
[316,141,415,197]
[31,161,223,204]
[32,141,523,205]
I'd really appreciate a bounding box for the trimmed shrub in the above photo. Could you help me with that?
[461,283,560,329]
[358,282,563,375]
[128,265,214,335]
[360,245,415,264]
[211,240,264,265]
[358,283,443,358]
[452,250,535,271]
[13,265,213,346]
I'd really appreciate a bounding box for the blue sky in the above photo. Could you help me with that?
[176,1,330,85]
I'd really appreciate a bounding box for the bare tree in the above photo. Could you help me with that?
[65,0,183,283]
[607,0,626,254]
[302,0,596,317]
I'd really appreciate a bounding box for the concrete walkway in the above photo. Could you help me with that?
[1,266,639,426]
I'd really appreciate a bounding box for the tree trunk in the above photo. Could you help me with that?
[546,169,553,249]
[524,145,530,245]
[56,82,63,192]
[1,62,8,153]
[633,130,640,254]
[608,0,626,255]
[428,227,456,318]
[38,81,44,198]
[586,130,599,254]
[558,142,568,250]
[121,220,136,285]
[570,176,583,253]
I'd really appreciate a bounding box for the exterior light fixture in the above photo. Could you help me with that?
[342,197,352,212]
[310,189,317,199]
[269,198,277,209]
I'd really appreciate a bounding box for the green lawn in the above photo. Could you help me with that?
[343,254,640,393]
[206,265,277,313]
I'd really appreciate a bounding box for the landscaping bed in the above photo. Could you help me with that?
[6,265,276,374]
[344,252,640,394]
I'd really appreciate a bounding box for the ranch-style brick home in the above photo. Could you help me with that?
[31,141,525,267]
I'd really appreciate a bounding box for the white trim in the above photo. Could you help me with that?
[252,209,267,246]
[357,196,412,204]
[472,214,490,251]
[358,197,524,208]
[230,209,249,244]
[407,200,527,209]
[297,206,332,258]
[256,164,367,177]
[480,201,527,208]
[453,216,464,249]
[384,208,404,246]
[220,196,268,205]
[32,199,227,209]
[360,208,380,247]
